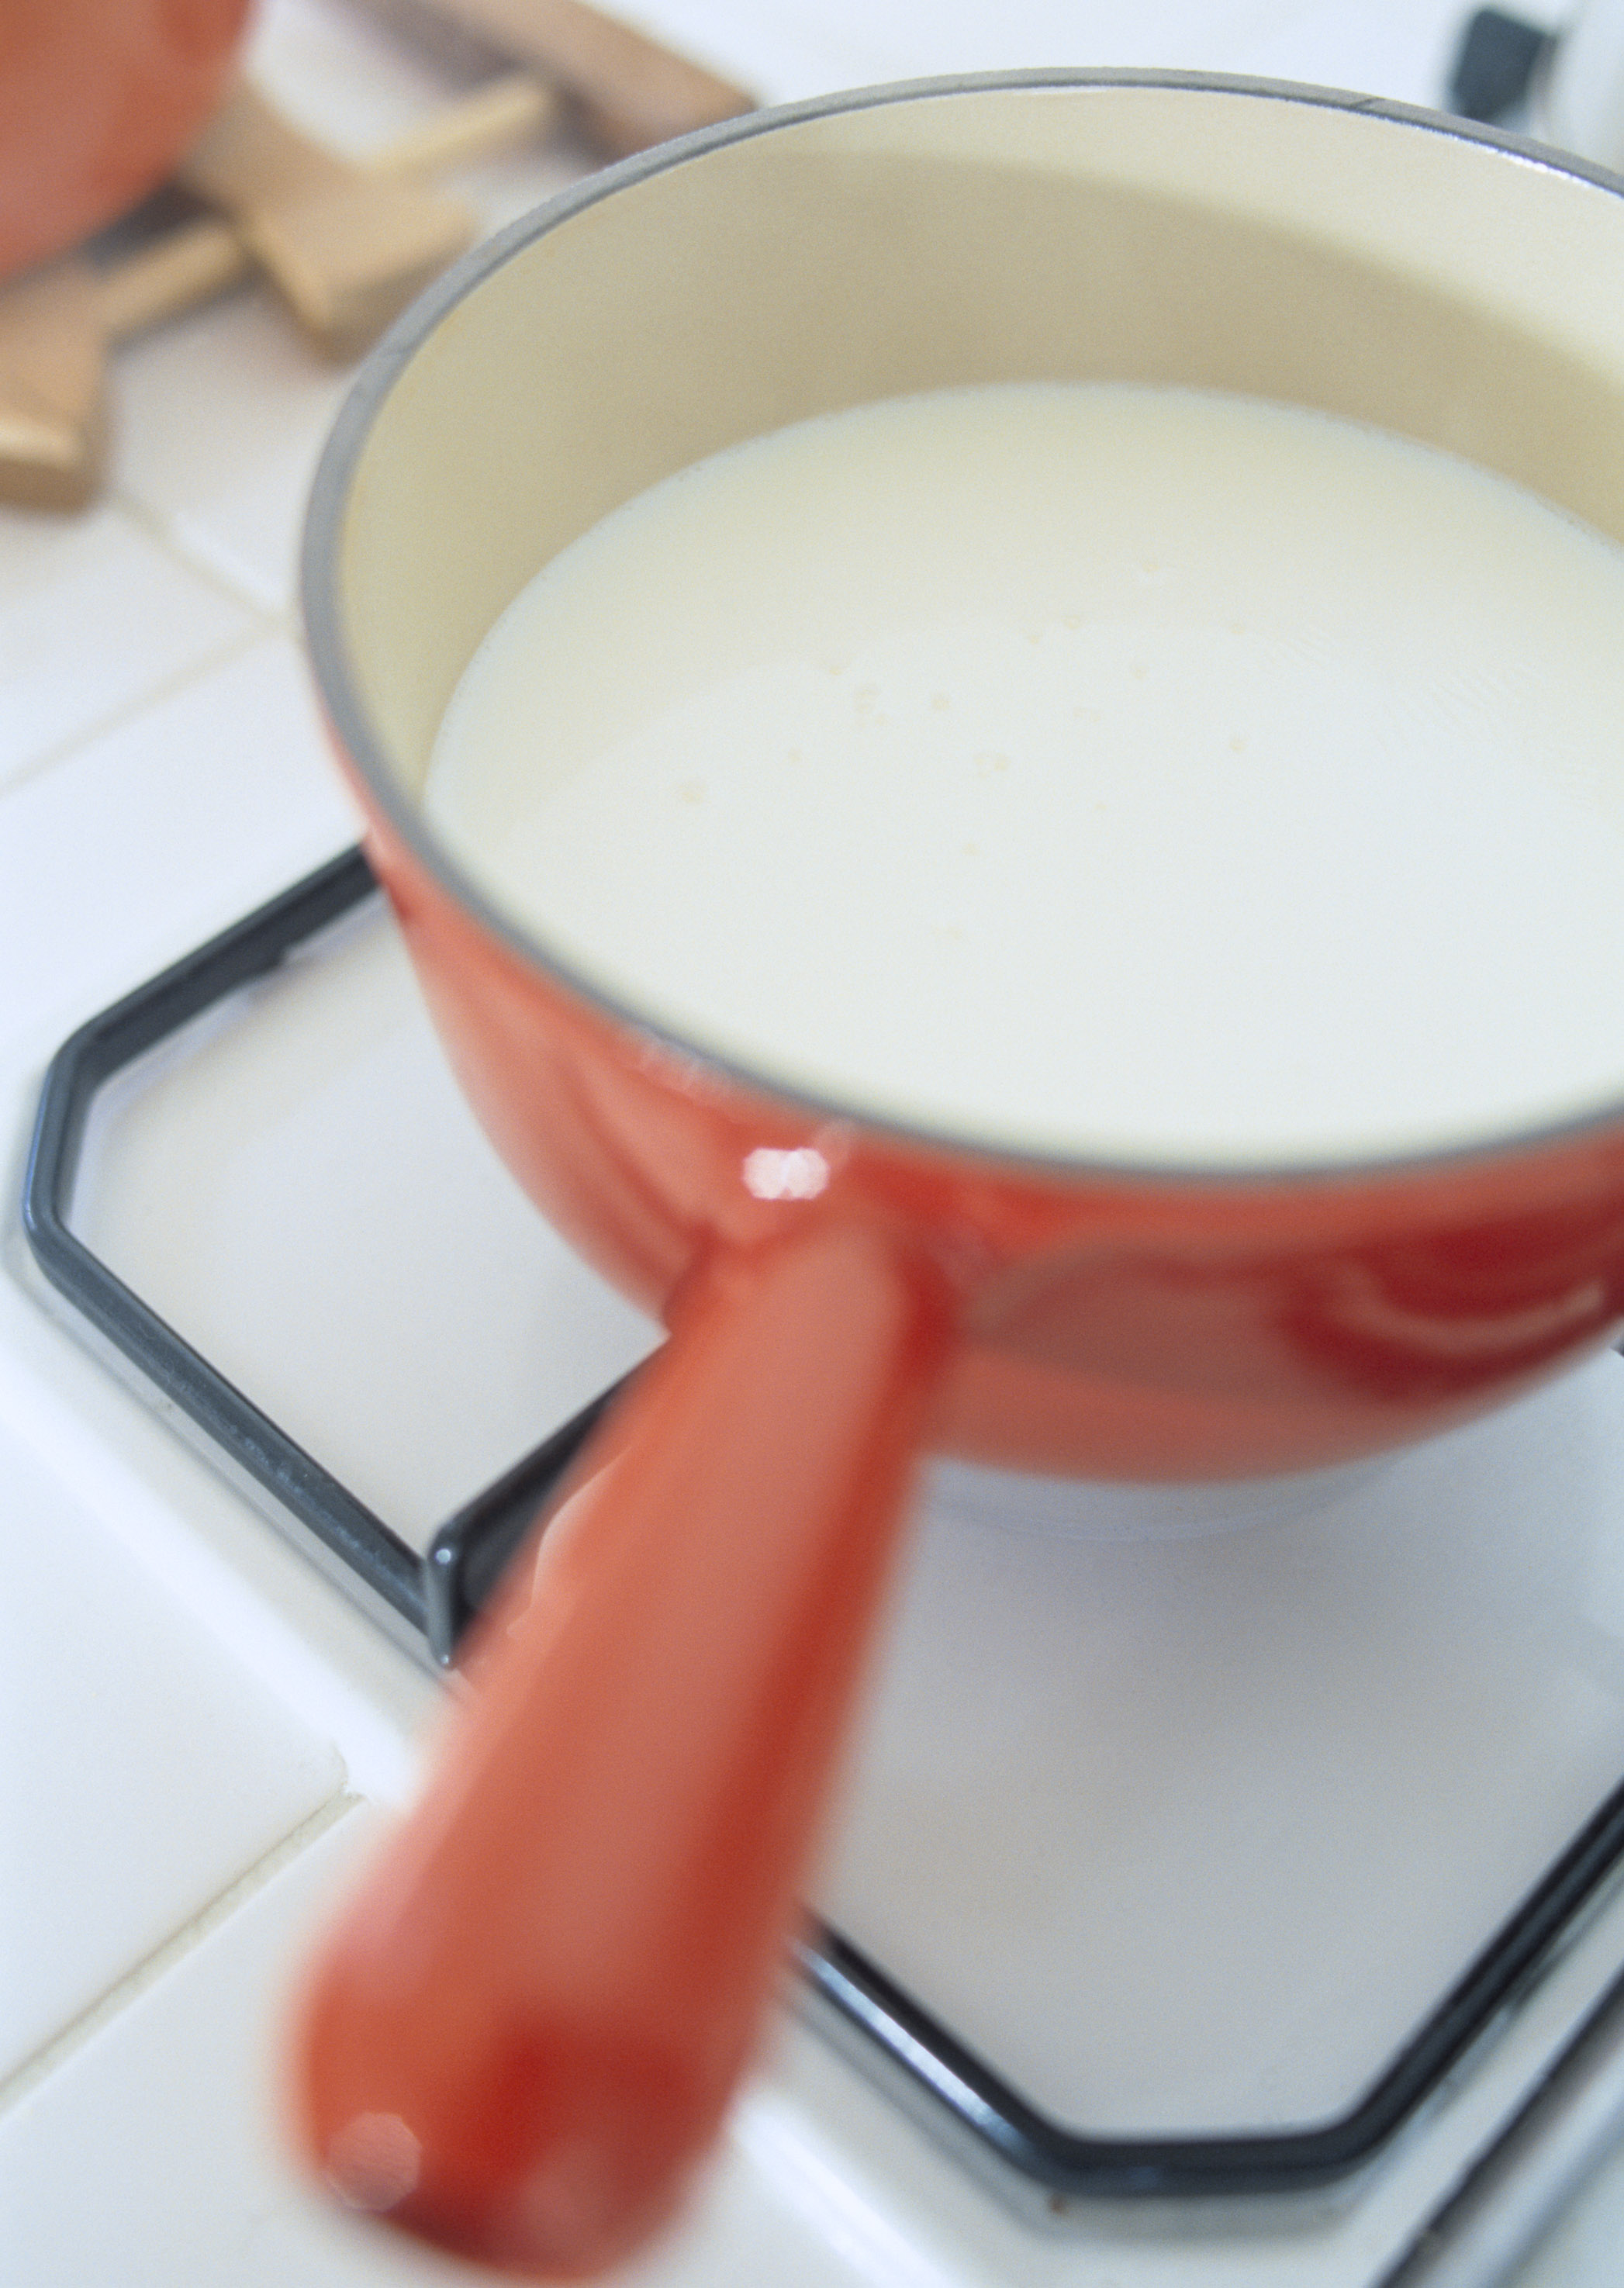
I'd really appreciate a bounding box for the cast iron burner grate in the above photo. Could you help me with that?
[23,846,1624,2216]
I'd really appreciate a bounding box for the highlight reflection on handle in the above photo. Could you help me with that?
[293,1215,950,2279]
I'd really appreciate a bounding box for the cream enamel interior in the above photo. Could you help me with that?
[331,77,1624,901]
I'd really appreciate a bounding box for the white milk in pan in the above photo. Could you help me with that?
[423,383,1624,1167]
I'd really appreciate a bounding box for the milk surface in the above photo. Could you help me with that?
[425,384,1624,1166]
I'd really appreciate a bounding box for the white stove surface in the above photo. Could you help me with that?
[10,4,1624,2284]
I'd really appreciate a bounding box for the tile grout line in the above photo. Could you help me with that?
[0,1785,360,2118]
[108,477,300,626]
[0,621,285,806]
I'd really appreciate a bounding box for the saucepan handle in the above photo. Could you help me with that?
[293,1215,950,2279]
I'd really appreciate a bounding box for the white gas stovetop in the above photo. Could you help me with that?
[9,5,1624,2285]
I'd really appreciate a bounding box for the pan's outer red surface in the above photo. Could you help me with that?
[290,77,1624,2279]
[372,794,1624,1483]
[0,0,253,280]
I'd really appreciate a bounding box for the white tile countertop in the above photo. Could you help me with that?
[11,4,1624,2285]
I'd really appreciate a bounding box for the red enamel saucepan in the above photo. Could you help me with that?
[295,74,1624,2278]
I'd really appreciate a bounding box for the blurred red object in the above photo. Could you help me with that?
[0,0,254,280]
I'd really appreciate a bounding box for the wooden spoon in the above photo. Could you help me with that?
[0,72,558,511]
[177,78,479,359]
[355,0,755,155]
